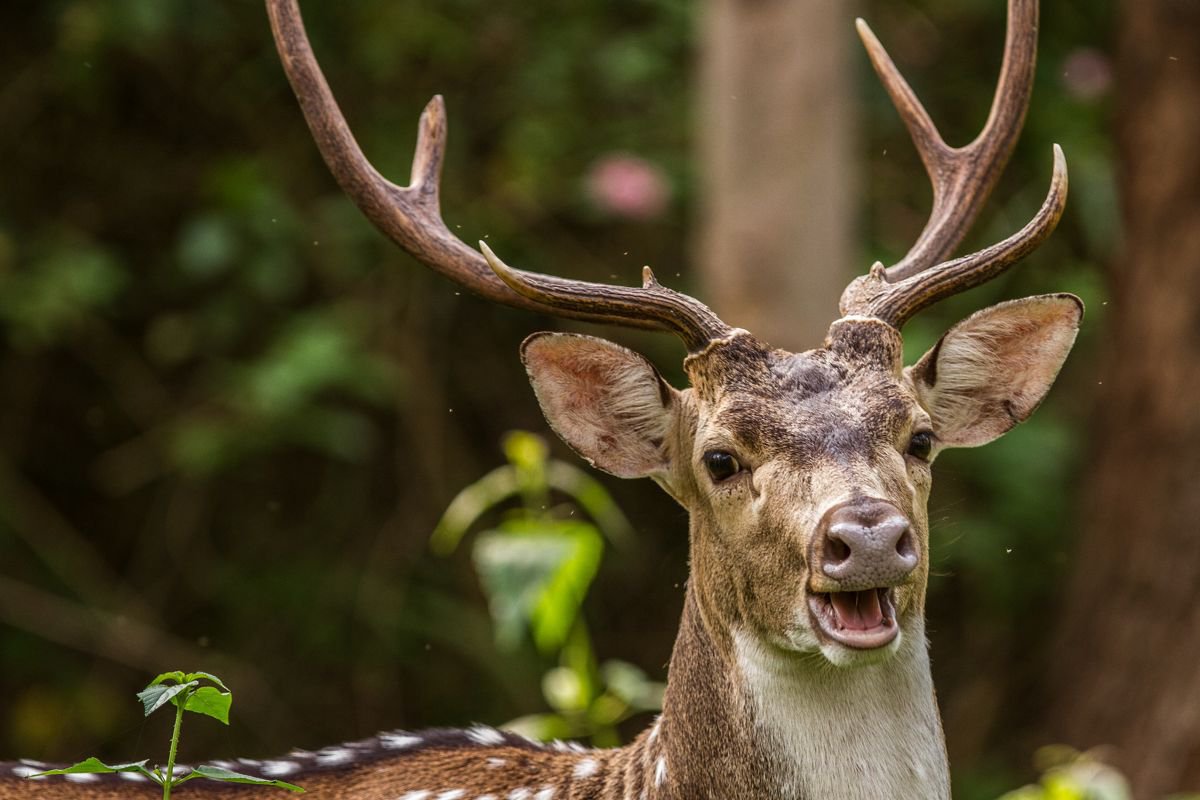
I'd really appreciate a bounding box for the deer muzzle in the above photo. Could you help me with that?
[806,498,919,650]
[816,497,918,590]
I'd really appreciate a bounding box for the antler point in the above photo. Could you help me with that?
[855,18,881,49]
[642,266,660,289]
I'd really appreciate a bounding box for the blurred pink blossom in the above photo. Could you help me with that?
[1061,48,1112,101]
[586,153,670,220]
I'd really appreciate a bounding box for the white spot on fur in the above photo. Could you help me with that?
[399,792,431,800]
[382,732,423,749]
[209,759,236,769]
[10,766,42,779]
[18,759,47,768]
[654,756,667,787]
[262,760,300,776]
[533,788,554,800]
[316,747,354,766]
[507,789,531,800]
[476,795,498,800]
[435,791,465,800]
[64,773,99,783]
[238,758,263,767]
[486,758,506,768]
[648,716,661,743]
[573,757,599,779]
[466,726,505,746]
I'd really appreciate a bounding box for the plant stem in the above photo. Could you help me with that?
[162,693,187,800]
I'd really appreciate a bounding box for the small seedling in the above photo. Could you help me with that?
[30,671,303,796]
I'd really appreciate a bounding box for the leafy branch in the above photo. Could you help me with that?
[433,432,662,746]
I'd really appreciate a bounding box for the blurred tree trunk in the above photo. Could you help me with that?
[1046,1,1200,795]
[696,0,856,351]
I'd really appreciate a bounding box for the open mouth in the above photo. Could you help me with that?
[808,587,898,649]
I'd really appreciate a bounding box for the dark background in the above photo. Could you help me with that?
[5,1,1197,797]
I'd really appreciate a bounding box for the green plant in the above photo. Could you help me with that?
[31,671,303,797]
[998,745,1200,800]
[433,431,663,746]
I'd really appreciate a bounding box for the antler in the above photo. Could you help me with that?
[266,0,731,352]
[840,0,1068,329]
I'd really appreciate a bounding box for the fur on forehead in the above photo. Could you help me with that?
[682,321,905,403]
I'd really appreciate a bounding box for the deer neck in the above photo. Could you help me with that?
[659,586,950,800]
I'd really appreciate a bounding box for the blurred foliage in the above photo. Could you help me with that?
[0,0,1115,797]
[433,432,663,746]
[999,746,1200,800]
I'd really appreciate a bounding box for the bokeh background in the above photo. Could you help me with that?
[3,0,1198,797]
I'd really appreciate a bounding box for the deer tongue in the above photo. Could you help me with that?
[829,589,884,631]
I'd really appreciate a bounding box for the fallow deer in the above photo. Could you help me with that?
[4,0,1080,797]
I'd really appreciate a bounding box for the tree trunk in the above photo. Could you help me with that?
[696,0,856,351]
[1047,1,1200,795]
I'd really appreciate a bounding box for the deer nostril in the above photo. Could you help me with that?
[824,534,852,564]
[895,528,916,561]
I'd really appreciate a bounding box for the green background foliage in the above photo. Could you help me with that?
[0,1,1114,797]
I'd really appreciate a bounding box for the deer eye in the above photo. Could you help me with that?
[703,451,742,482]
[907,431,934,462]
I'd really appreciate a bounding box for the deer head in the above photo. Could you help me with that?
[268,0,1076,674]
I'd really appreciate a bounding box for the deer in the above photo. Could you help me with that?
[3,0,1079,797]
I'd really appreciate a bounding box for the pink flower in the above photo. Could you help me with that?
[585,154,670,221]
[1061,48,1112,101]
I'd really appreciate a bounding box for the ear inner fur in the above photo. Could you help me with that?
[521,332,676,478]
[908,293,1083,448]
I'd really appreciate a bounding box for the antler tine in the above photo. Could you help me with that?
[481,245,732,351]
[841,144,1067,328]
[859,0,1039,282]
[267,0,730,349]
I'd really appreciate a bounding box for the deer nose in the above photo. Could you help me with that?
[819,498,918,588]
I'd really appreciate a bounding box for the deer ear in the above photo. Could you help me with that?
[907,294,1083,448]
[521,333,676,478]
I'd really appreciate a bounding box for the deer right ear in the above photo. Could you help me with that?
[521,333,676,479]
[907,294,1083,448]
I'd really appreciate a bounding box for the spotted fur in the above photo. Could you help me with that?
[1,725,667,799]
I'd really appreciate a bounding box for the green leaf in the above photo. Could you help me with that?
[177,213,238,279]
[136,680,197,716]
[181,686,232,724]
[546,461,635,550]
[31,758,159,784]
[430,465,521,555]
[146,671,188,687]
[542,666,587,713]
[471,519,603,653]
[601,659,664,711]
[500,713,575,743]
[191,765,304,792]
[184,671,230,692]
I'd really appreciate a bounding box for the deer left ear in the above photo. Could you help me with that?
[907,294,1083,448]
[521,332,677,479]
